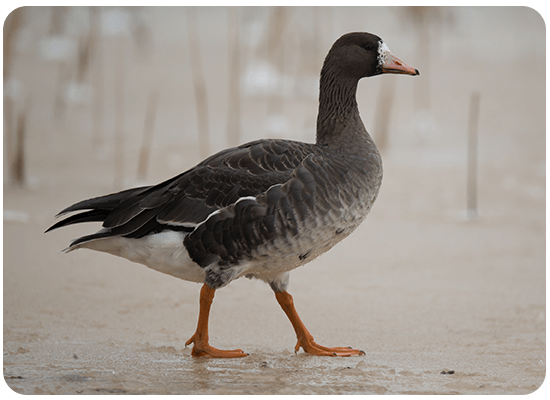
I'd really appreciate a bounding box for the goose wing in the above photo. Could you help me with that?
[47,139,314,242]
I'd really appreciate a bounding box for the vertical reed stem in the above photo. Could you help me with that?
[114,39,125,188]
[12,109,26,186]
[186,8,210,158]
[467,91,480,219]
[266,6,286,117]
[374,78,395,151]
[137,88,160,181]
[227,7,241,147]
[90,7,105,150]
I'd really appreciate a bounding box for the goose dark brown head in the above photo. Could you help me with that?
[316,32,418,146]
[323,32,419,80]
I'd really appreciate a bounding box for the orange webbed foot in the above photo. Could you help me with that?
[185,334,248,358]
[275,290,365,357]
[295,337,365,357]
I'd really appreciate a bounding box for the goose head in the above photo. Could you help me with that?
[323,32,419,80]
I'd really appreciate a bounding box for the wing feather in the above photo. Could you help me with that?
[48,139,316,245]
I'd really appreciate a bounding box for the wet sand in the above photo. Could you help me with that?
[3,6,546,395]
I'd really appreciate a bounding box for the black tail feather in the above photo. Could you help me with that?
[55,186,151,217]
[68,230,116,248]
[46,186,152,234]
[45,209,109,233]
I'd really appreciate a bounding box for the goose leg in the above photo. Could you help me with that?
[185,284,248,358]
[275,290,365,357]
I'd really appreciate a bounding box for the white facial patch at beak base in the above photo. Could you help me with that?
[377,41,392,67]
[378,41,419,76]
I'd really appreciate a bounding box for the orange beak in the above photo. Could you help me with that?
[381,53,419,76]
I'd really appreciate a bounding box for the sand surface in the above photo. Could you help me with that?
[3,7,546,395]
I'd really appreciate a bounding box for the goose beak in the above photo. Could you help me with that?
[381,53,419,76]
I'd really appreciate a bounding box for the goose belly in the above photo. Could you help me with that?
[246,196,372,281]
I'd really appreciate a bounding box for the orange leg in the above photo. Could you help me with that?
[185,284,248,358]
[275,290,365,357]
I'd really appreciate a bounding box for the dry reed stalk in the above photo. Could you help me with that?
[3,8,24,179]
[3,7,23,79]
[76,32,92,83]
[373,78,395,152]
[89,7,105,150]
[137,88,160,181]
[266,6,286,117]
[49,6,67,35]
[227,7,241,147]
[186,8,210,158]
[53,61,69,125]
[114,38,125,188]
[467,91,480,219]
[312,7,320,70]
[12,109,27,186]
[407,6,436,113]
[4,98,15,180]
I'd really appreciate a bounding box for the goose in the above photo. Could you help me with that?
[46,32,419,358]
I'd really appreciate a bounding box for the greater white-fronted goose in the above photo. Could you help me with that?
[47,32,419,358]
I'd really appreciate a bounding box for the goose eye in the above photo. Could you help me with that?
[363,44,374,51]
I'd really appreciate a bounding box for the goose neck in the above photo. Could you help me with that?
[316,68,362,146]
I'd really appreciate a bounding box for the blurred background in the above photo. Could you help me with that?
[3,7,546,394]
[4,7,544,198]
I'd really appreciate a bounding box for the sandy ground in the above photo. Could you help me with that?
[3,7,546,395]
